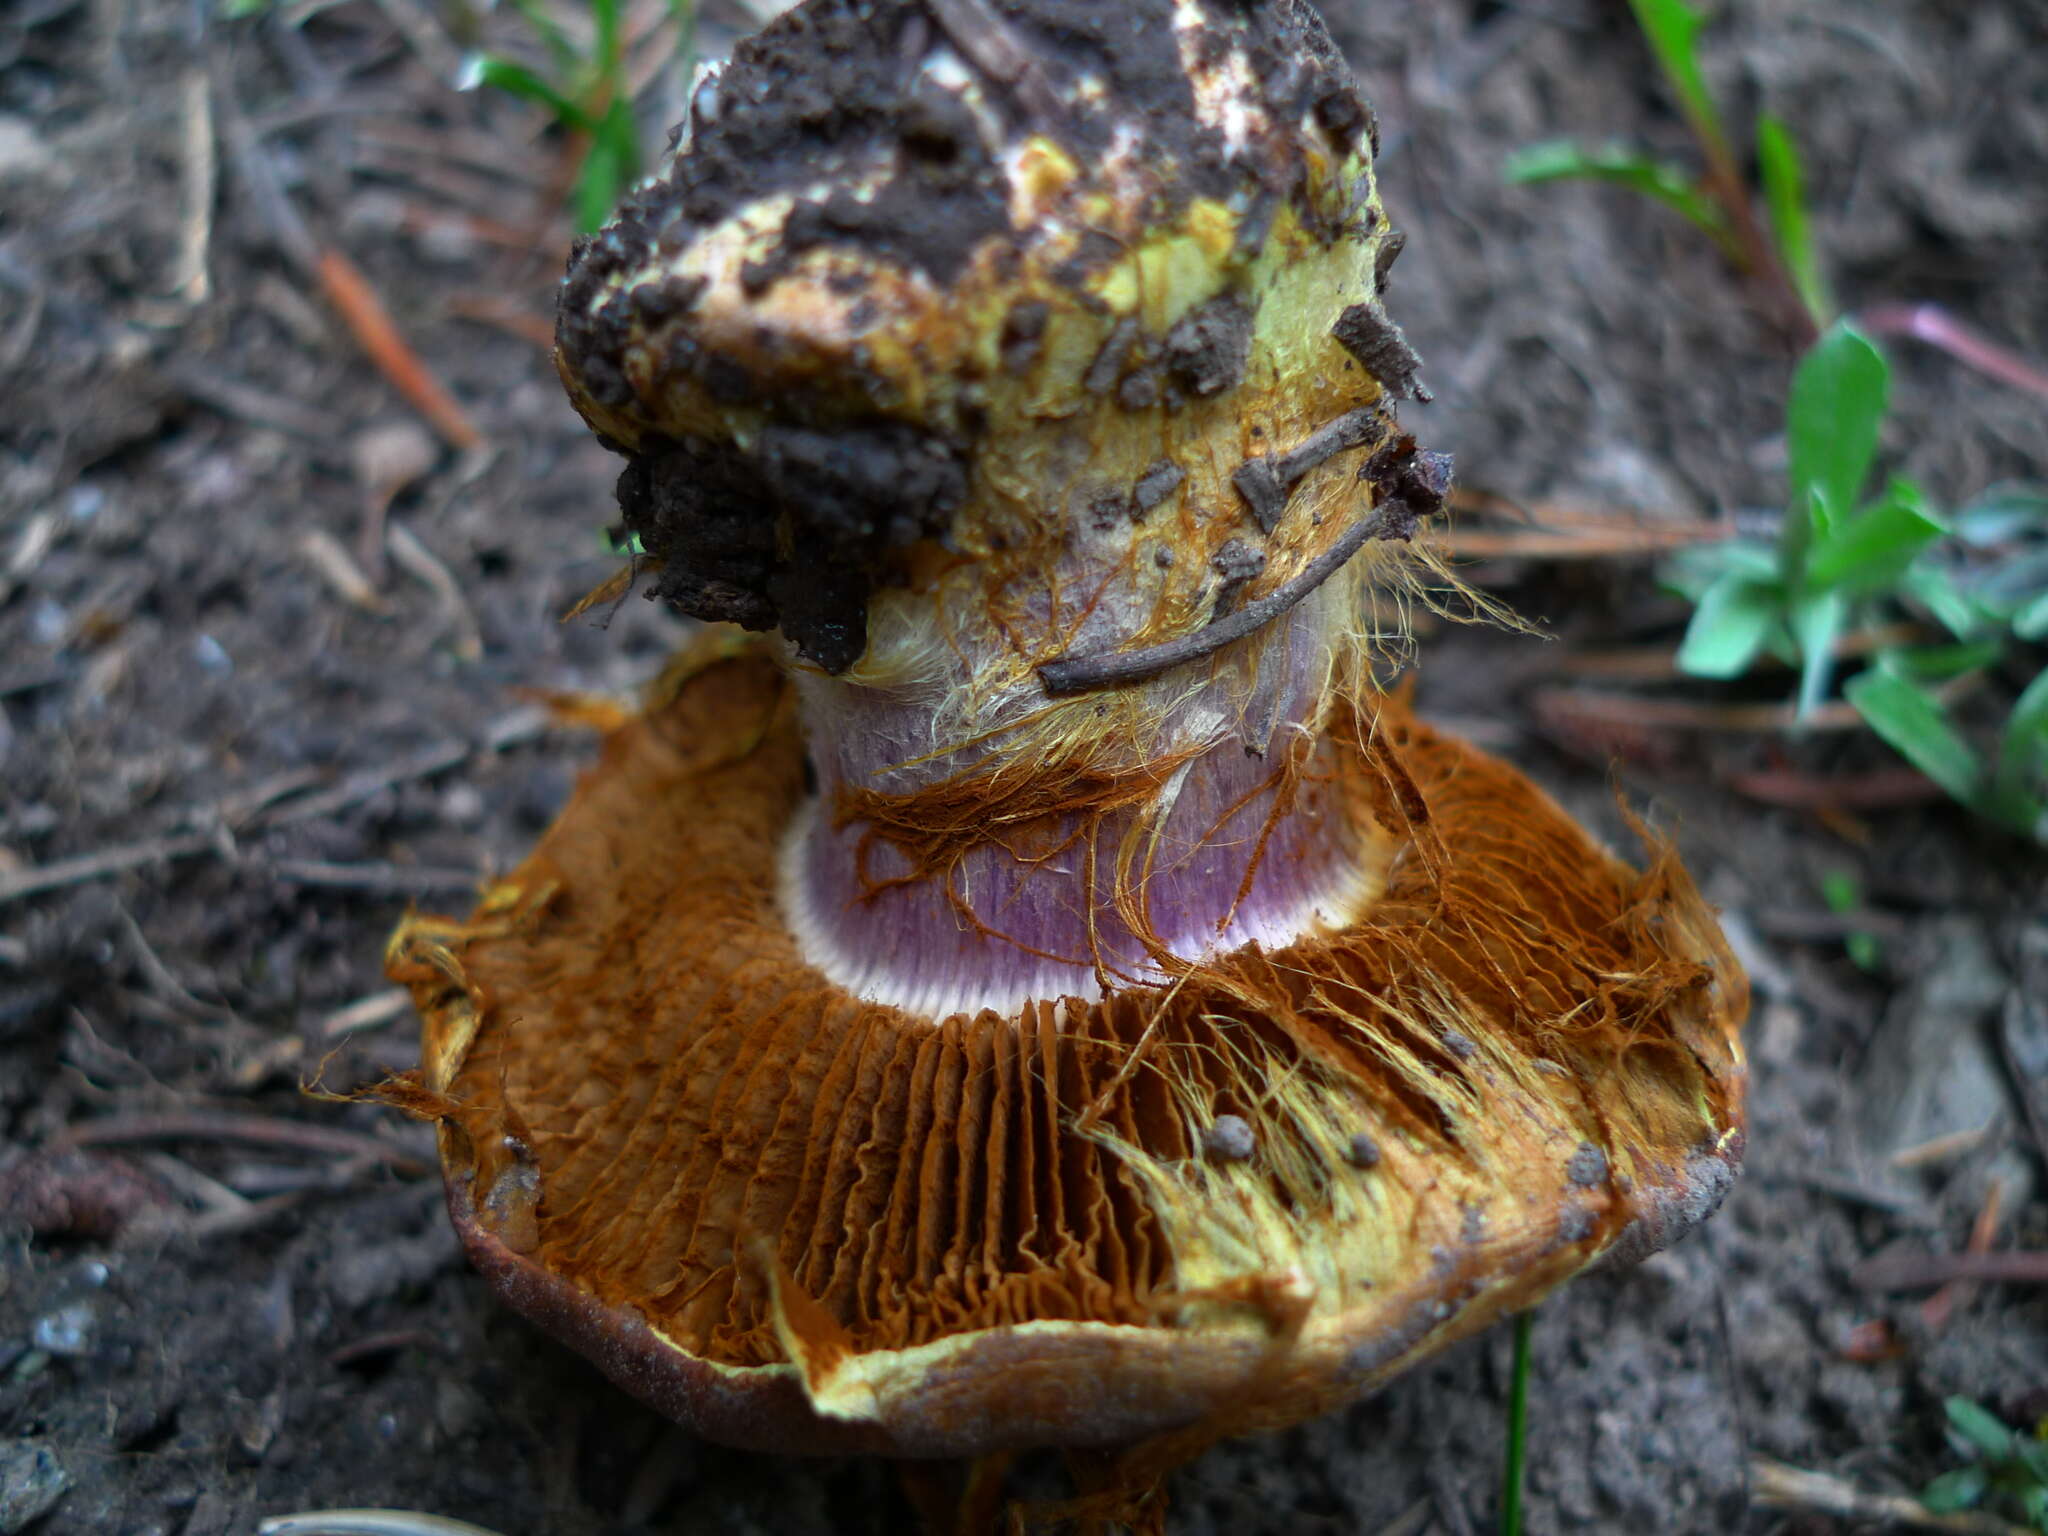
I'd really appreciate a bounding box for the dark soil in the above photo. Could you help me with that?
[3,1,2045,1533]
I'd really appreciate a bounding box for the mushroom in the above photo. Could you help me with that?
[385,0,1747,1524]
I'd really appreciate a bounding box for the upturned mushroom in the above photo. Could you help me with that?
[386,0,1747,1524]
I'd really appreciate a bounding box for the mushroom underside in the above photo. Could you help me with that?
[387,648,1747,1457]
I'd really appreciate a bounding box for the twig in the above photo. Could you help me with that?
[138,1150,255,1219]
[1561,622,1932,682]
[1427,523,1727,561]
[387,522,484,661]
[163,359,337,441]
[0,739,477,908]
[326,1329,443,1369]
[57,1110,426,1174]
[1889,1124,1996,1171]
[316,250,484,451]
[1750,1456,2034,1534]
[264,741,471,827]
[1039,506,1404,694]
[1922,1178,2005,1331]
[268,859,480,895]
[217,88,483,451]
[1719,765,1947,810]
[115,902,232,1023]
[0,834,213,908]
[214,767,337,829]
[1858,303,2048,402]
[178,1190,311,1242]
[170,68,216,305]
[322,988,414,1039]
[1535,686,1865,735]
[299,529,390,614]
[920,0,1065,123]
[1853,1249,2048,1291]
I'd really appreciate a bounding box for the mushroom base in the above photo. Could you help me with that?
[386,642,1747,1460]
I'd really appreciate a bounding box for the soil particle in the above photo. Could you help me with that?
[1344,1133,1382,1169]
[620,422,969,673]
[999,299,1050,375]
[1131,459,1185,517]
[1164,294,1255,399]
[1210,538,1267,615]
[0,1442,69,1533]
[1231,456,1290,533]
[1331,300,1425,399]
[1082,315,1142,397]
[1203,1115,1258,1162]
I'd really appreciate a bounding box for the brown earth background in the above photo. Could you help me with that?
[3,0,2046,1532]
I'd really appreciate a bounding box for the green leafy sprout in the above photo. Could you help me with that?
[1505,0,2048,841]
[1922,1397,2048,1531]
[1660,323,2048,842]
[459,0,698,233]
[1504,0,1827,338]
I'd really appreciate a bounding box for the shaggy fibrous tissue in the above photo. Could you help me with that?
[388,0,1748,1518]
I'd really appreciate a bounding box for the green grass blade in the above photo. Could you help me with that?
[1952,481,2048,547]
[1790,589,1845,720]
[1783,324,1888,577]
[461,53,591,129]
[1624,0,1729,158]
[1946,1398,2018,1460]
[1504,142,1733,249]
[2015,589,2048,642]
[1660,538,1782,602]
[1901,562,1991,640]
[1677,572,1780,678]
[570,96,642,232]
[1919,1466,1989,1514]
[1805,477,1946,593]
[589,0,624,71]
[1499,1310,1535,1536]
[1846,670,1985,805]
[1992,666,2048,827]
[1756,112,1831,328]
[1880,641,2001,682]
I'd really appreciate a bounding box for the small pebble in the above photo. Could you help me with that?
[30,1301,96,1357]
[1343,1133,1381,1169]
[192,633,233,676]
[1567,1141,1608,1187]
[1440,1029,1477,1059]
[0,1442,69,1533]
[1202,1114,1257,1163]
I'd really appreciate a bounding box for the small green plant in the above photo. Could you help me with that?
[1504,0,1826,337]
[1818,869,1880,971]
[1922,1396,2048,1531]
[1659,322,2048,842]
[459,0,697,233]
[1506,2,2048,839]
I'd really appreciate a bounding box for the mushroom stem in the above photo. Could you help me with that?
[780,538,1385,1022]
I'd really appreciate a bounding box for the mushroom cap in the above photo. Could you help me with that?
[387,647,1748,1458]
[553,0,1419,675]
